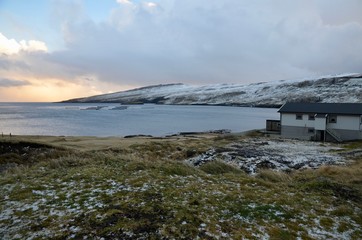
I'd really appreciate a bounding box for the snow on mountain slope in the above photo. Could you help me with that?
[63,73,362,107]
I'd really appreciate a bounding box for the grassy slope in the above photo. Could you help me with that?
[0,135,361,239]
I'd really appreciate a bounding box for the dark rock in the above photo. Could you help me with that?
[256,160,276,169]
[124,135,153,138]
[290,162,306,169]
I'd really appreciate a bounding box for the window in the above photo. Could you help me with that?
[308,114,315,121]
[308,128,314,133]
[329,115,337,123]
[296,114,303,120]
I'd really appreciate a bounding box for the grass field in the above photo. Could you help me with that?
[1,134,361,239]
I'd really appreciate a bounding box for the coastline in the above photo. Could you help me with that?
[0,130,230,151]
[59,101,282,109]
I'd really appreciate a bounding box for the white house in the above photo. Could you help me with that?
[278,103,362,142]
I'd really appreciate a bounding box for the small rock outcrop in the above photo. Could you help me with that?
[185,138,346,174]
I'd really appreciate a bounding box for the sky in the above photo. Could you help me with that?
[0,0,361,102]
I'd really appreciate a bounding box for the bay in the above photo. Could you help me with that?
[0,103,279,137]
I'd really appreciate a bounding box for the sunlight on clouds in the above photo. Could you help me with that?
[0,76,133,102]
[146,2,157,8]
[0,79,89,102]
[0,33,20,55]
[142,2,159,14]
[117,0,132,5]
[0,30,134,102]
[0,33,48,55]
[19,40,48,52]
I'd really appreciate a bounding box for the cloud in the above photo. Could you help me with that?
[117,0,132,5]
[1,0,362,95]
[0,78,30,87]
[50,0,361,84]
[315,0,362,25]
[0,33,48,55]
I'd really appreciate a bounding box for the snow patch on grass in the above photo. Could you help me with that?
[0,177,157,239]
[187,138,346,174]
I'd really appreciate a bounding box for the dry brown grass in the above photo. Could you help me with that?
[257,169,292,183]
[5,134,217,152]
[317,164,362,184]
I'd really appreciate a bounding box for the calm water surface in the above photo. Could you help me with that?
[0,103,279,136]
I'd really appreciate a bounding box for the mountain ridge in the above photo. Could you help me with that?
[63,73,362,107]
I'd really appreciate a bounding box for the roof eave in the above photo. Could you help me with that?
[277,102,287,113]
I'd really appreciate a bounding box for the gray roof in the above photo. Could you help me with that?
[278,103,362,115]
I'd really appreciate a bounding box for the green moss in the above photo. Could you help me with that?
[300,177,361,202]
[344,140,362,150]
[331,205,354,216]
[9,187,33,201]
[319,217,334,230]
[0,153,23,164]
[269,227,298,240]
[227,201,290,222]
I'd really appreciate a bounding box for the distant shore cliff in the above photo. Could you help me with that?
[63,73,362,108]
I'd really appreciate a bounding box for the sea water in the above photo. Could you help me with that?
[0,103,279,137]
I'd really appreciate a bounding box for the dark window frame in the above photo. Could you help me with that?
[296,114,303,120]
[308,114,315,121]
[329,115,337,123]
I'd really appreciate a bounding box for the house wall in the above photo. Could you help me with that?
[281,113,315,140]
[315,117,326,130]
[327,115,361,131]
[281,113,315,128]
[281,125,315,140]
[280,113,362,141]
[282,113,362,130]
[329,129,362,141]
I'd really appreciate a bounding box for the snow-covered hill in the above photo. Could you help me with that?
[63,73,362,107]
